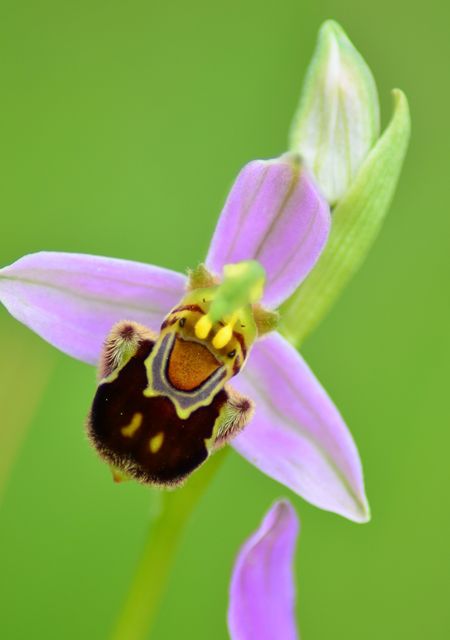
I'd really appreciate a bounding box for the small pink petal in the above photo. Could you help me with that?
[206,157,330,308]
[228,500,300,640]
[0,252,186,365]
[233,333,370,522]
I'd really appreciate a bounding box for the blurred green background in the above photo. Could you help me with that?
[0,1,448,638]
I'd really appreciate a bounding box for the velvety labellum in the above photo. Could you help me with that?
[87,281,256,486]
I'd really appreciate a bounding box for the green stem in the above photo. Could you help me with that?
[110,447,228,640]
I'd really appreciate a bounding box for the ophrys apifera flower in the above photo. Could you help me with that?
[0,154,369,522]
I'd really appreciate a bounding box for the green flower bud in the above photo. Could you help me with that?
[280,21,411,346]
[281,89,411,346]
[289,20,380,206]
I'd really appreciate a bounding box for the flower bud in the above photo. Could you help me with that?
[289,20,380,206]
[281,89,411,345]
[280,21,411,346]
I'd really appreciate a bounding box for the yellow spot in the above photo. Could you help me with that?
[212,323,233,349]
[149,432,164,454]
[195,314,212,339]
[121,412,143,437]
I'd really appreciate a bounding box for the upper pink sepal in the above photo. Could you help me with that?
[206,157,330,308]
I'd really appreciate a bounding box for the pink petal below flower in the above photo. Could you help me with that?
[228,500,300,640]
[0,252,186,365]
[233,333,370,522]
[206,157,330,308]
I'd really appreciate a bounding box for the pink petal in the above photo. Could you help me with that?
[233,333,369,522]
[0,252,186,365]
[228,500,299,640]
[206,157,330,308]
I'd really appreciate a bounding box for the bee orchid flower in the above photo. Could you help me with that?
[0,154,369,522]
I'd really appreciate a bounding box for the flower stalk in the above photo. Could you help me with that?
[111,448,228,640]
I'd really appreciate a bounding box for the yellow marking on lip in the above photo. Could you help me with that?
[149,432,164,453]
[121,412,143,437]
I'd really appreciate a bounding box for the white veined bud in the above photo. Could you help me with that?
[289,20,380,206]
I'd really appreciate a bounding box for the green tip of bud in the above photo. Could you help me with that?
[320,19,350,41]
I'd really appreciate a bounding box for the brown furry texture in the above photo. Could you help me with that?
[88,311,254,487]
[98,320,157,379]
[88,336,233,487]
[213,385,254,450]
